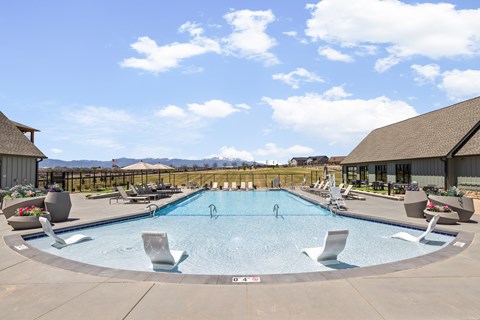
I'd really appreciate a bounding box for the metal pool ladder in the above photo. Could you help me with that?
[273,204,280,218]
[208,204,217,218]
[146,204,159,217]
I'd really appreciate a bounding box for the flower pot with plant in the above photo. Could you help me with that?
[423,203,459,225]
[1,184,46,219]
[44,184,72,222]
[428,186,474,222]
[6,205,51,230]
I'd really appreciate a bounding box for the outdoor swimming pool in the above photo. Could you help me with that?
[26,190,455,275]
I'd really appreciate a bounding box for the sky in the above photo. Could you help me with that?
[1,0,480,164]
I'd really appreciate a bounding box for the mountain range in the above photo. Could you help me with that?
[39,157,253,169]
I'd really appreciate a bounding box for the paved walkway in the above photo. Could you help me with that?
[1,190,480,319]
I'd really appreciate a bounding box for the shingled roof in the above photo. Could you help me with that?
[0,112,46,158]
[342,97,480,165]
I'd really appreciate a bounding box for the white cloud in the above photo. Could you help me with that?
[306,0,480,71]
[262,93,417,146]
[438,69,480,101]
[120,25,220,74]
[216,143,314,162]
[223,9,279,65]
[283,30,308,44]
[50,148,63,154]
[187,99,240,118]
[254,143,314,159]
[235,103,251,110]
[272,67,324,89]
[155,105,187,118]
[318,46,353,63]
[374,55,401,73]
[69,106,136,127]
[283,31,297,37]
[411,64,441,84]
[322,86,351,100]
[218,146,254,161]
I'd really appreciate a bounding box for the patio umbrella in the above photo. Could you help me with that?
[120,161,155,184]
[151,163,174,170]
[330,173,336,189]
[322,165,329,180]
[120,161,156,170]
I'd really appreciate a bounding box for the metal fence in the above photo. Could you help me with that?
[38,170,329,192]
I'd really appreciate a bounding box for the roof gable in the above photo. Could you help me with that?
[0,112,46,158]
[342,97,480,164]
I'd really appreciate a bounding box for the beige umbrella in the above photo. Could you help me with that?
[120,161,155,184]
[121,161,156,170]
[151,163,174,170]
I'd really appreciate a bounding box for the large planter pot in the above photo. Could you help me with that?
[424,209,459,225]
[1,196,47,219]
[404,190,428,218]
[45,192,72,222]
[428,195,475,222]
[7,213,51,230]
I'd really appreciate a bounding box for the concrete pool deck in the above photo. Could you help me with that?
[1,189,480,319]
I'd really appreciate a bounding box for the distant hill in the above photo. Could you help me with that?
[39,157,253,169]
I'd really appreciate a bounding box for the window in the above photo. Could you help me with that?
[346,166,357,182]
[359,166,368,182]
[395,164,411,183]
[375,165,387,182]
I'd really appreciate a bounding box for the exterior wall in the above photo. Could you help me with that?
[411,158,445,188]
[454,156,480,191]
[0,155,38,189]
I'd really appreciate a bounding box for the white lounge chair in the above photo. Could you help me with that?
[141,231,186,270]
[342,185,366,200]
[117,186,150,203]
[390,214,440,242]
[240,182,246,190]
[231,182,237,190]
[211,182,218,190]
[247,181,254,190]
[329,187,347,210]
[223,182,229,190]
[39,217,92,249]
[302,230,349,265]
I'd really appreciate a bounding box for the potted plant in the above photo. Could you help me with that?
[428,186,475,222]
[403,184,428,218]
[6,205,51,230]
[44,184,72,222]
[1,185,46,219]
[423,203,459,225]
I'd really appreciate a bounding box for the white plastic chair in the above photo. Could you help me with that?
[211,182,218,190]
[390,214,440,242]
[141,231,186,270]
[302,230,349,265]
[223,182,229,190]
[39,217,92,249]
[231,182,237,190]
[247,182,254,190]
[329,187,347,210]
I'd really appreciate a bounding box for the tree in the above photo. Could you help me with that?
[203,163,210,170]
[212,162,218,169]
[231,161,238,168]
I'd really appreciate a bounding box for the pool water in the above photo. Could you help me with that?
[26,190,454,275]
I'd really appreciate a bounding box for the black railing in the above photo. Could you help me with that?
[38,170,328,192]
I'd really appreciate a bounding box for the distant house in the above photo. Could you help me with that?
[0,112,47,188]
[307,155,329,166]
[290,157,308,166]
[341,97,480,191]
[329,156,346,165]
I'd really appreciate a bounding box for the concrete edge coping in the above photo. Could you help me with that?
[2,189,475,286]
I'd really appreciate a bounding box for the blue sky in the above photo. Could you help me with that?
[1,0,480,164]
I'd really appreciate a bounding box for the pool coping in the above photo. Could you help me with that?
[3,189,475,285]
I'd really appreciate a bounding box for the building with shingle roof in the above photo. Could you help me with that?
[0,111,46,188]
[290,157,308,166]
[341,97,480,191]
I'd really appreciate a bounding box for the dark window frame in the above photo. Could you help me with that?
[375,165,387,182]
[395,164,411,183]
